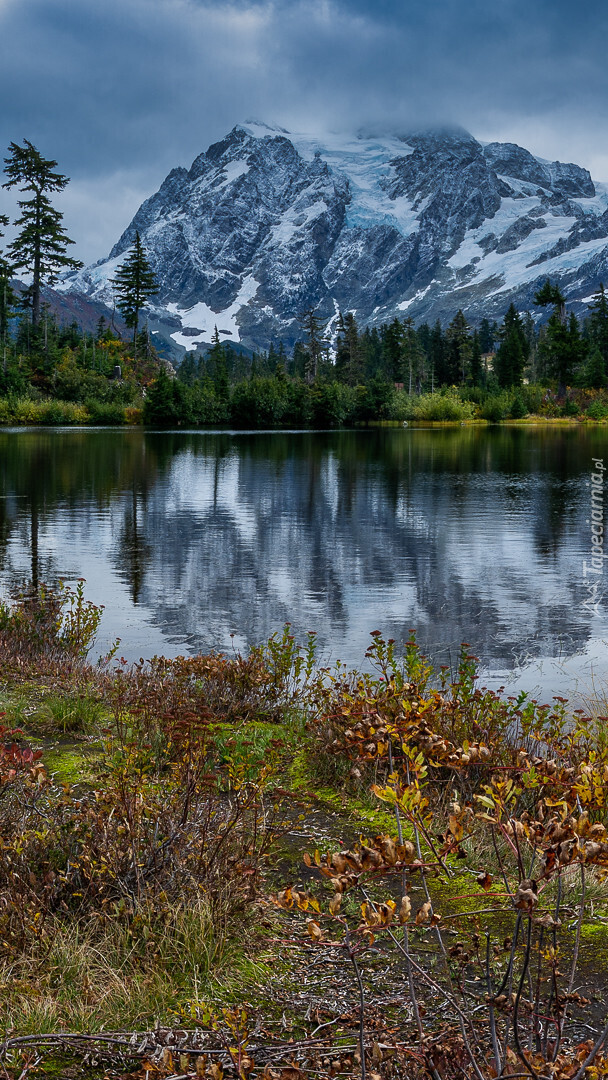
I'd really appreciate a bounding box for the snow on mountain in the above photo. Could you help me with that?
[58,121,608,356]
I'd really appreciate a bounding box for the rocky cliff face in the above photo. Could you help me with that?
[59,121,608,356]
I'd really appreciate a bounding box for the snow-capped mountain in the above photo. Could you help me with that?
[59,121,608,356]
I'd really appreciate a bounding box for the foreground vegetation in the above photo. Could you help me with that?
[2,584,608,1078]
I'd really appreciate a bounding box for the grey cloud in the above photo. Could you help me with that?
[1,0,607,263]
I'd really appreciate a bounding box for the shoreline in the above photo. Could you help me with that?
[0,414,607,430]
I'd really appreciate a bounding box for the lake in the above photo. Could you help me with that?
[0,424,607,702]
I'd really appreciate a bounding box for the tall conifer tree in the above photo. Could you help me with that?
[2,141,82,329]
[535,281,585,391]
[494,304,528,387]
[588,283,608,365]
[446,310,472,384]
[0,213,16,370]
[297,308,328,383]
[111,231,157,350]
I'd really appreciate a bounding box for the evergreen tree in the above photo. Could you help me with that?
[334,313,349,382]
[178,352,199,386]
[2,140,82,329]
[0,213,16,372]
[478,318,497,353]
[494,304,528,387]
[143,364,177,426]
[291,340,308,379]
[207,327,229,399]
[588,283,608,365]
[583,345,606,389]
[335,311,362,385]
[535,281,585,391]
[381,318,403,383]
[445,310,471,383]
[534,279,566,319]
[521,312,537,380]
[267,342,278,374]
[401,316,425,392]
[297,308,328,383]
[470,330,483,386]
[429,320,446,388]
[111,231,156,348]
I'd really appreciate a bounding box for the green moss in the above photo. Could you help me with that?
[41,745,97,784]
[26,1053,121,1078]
[579,920,608,943]
[289,744,401,833]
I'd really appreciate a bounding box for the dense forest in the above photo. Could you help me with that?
[2,283,608,426]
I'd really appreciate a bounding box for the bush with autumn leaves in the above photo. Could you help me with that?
[276,635,608,1079]
[4,581,608,1079]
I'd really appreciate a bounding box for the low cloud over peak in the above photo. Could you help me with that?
[1,0,607,263]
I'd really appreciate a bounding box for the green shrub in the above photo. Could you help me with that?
[38,692,105,734]
[521,385,544,413]
[560,398,580,417]
[395,389,476,422]
[311,381,358,427]
[231,376,286,428]
[84,399,126,425]
[509,394,528,419]
[0,580,104,670]
[587,399,608,420]
[480,392,510,422]
[0,397,89,425]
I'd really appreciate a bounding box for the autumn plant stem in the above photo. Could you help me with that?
[404,761,487,1077]
[485,934,501,1076]
[549,860,586,1061]
[568,859,585,994]
[511,917,538,1079]
[344,926,366,1080]
[389,739,423,1039]
[382,922,485,1080]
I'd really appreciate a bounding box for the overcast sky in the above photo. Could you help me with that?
[1,0,608,265]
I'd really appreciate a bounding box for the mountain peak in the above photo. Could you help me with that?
[59,122,608,359]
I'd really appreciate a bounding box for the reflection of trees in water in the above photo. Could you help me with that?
[0,429,167,592]
[133,428,594,668]
[116,487,152,604]
[0,426,604,671]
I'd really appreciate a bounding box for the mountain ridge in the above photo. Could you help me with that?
[58,121,608,357]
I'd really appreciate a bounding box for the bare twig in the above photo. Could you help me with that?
[511,918,538,1079]
[485,933,502,1076]
[344,926,366,1080]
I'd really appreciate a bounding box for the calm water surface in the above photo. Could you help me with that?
[1,425,607,701]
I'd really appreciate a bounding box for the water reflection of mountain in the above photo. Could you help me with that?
[121,428,600,670]
[0,427,605,673]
